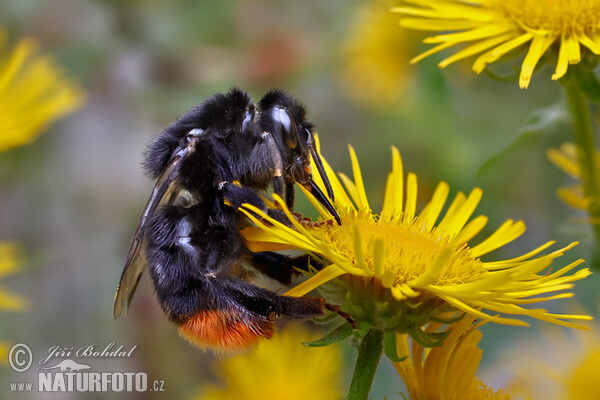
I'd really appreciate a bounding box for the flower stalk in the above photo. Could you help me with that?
[562,66,600,264]
[347,329,383,400]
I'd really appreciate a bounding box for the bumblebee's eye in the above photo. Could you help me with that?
[272,108,297,148]
[187,128,204,142]
[241,110,253,132]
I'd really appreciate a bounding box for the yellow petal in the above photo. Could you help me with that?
[348,145,370,211]
[473,32,533,73]
[284,264,346,297]
[579,33,600,54]
[419,181,449,231]
[427,24,511,45]
[437,188,482,238]
[470,219,525,258]
[552,34,578,80]
[410,41,458,64]
[520,35,556,89]
[405,172,418,221]
[455,215,488,243]
[400,18,483,32]
[381,147,404,222]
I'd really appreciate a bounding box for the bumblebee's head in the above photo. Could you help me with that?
[259,89,339,224]
[258,89,312,174]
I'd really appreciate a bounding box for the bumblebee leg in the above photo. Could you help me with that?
[273,176,284,201]
[285,181,295,210]
[220,181,267,213]
[261,131,285,197]
[217,277,326,320]
[249,252,315,285]
[220,181,296,226]
[248,253,353,326]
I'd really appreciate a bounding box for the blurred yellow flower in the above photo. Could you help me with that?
[0,29,85,152]
[548,143,600,215]
[0,29,77,366]
[393,0,600,88]
[486,320,600,399]
[339,0,414,106]
[394,314,510,400]
[197,326,343,400]
[241,145,592,332]
[0,341,7,365]
[0,242,27,312]
[0,242,27,366]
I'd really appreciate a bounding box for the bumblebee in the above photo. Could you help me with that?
[114,88,340,352]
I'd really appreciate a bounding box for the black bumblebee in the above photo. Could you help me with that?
[114,88,341,352]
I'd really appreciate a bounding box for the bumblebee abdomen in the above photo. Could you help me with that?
[177,308,273,353]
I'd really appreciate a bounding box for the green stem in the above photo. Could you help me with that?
[563,68,600,259]
[347,330,384,400]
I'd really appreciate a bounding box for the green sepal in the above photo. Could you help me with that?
[383,330,407,363]
[374,300,390,313]
[380,313,403,330]
[482,65,520,83]
[430,312,465,324]
[407,325,450,348]
[313,311,341,324]
[352,321,373,339]
[302,322,353,347]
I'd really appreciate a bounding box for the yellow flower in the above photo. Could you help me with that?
[547,143,600,215]
[240,145,592,331]
[339,0,414,106]
[394,314,510,400]
[0,29,85,152]
[393,0,600,88]
[485,319,600,400]
[197,326,343,400]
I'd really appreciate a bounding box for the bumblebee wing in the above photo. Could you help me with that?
[113,140,197,319]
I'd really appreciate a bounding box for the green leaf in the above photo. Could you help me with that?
[383,330,407,362]
[477,103,567,177]
[302,322,353,347]
[407,325,450,348]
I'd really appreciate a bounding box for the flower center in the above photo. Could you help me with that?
[493,0,600,34]
[317,209,486,287]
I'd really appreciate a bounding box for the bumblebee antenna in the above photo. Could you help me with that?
[306,129,334,201]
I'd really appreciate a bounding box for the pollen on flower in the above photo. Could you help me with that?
[493,0,600,34]
[315,208,486,294]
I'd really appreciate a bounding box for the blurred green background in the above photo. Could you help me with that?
[0,0,598,399]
